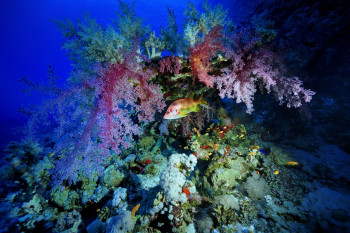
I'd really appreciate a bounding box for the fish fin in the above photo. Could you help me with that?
[188,93,195,99]
[179,112,187,117]
[194,105,200,112]
[199,94,208,105]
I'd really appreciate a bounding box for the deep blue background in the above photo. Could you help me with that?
[0,0,256,148]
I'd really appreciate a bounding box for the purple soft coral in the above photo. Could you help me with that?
[50,47,165,185]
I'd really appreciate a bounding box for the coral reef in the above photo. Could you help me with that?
[1,0,349,233]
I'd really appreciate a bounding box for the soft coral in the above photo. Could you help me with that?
[215,28,315,113]
[50,47,165,185]
[188,25,225,87]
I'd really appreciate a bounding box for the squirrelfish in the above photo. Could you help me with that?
[164,94,208,119]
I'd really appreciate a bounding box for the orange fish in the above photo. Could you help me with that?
[182,186,191,198]
[131,204,140,219]
[285,161,299,166]
[141,159,152,165]
[164,93,208,119]
[224,147,230,155]
[274,170,279,175]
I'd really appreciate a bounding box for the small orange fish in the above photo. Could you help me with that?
[213,144,220,150]
[274,170,279,175]
[251,145,260,149]
[182,186,191,198]
[193,128,201,137]
[285,161,299,166]
[224,147,230,155]
[141,159,152,165]
[256,171,260,174]
[164,93,208,119]
[131,204,140,219]
[201,145,211,150]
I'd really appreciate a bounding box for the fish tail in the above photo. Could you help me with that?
[201,99,208,105]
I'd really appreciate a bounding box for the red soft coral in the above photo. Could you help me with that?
[94,48,166,154]
[189,25,225,87]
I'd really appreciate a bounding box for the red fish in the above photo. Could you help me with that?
[164,94,208,119]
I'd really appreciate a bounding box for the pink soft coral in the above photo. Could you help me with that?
[215,29,315,113]
[159,55,181,74]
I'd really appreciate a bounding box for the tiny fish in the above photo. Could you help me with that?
[131,204,140,219]
[259,149,266,155]
[285,161,299,166]
[182,186,191,198]
[144,159,152,164]
[212,144,220,150]
[224,146,230,155]
[274,170,279,175]
[251,145,260,150]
